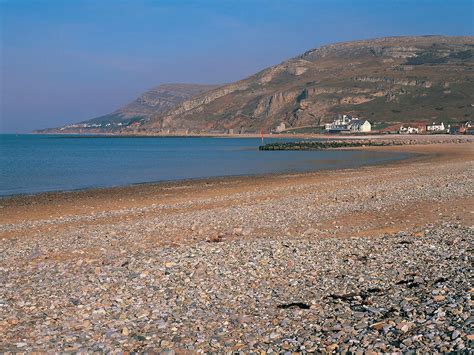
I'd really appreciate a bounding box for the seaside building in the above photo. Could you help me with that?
[426,122,447,132]
[349,119,372,132]
[324,114,371,133]
[399,125,420,134]
[274,122,286,133]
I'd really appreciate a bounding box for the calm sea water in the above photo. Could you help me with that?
[0,134,411,196]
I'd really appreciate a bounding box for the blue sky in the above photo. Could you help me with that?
[1,0,473,132]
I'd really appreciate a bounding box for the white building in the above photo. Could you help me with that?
[350,119,372,132]
[325,115,371,132]
[426,122,446,132]
[274,122,286,133]
[399,125,419,134]
[324,114,353,131]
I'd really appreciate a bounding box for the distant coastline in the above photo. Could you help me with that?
[3,134,471,198]
[29,131,473,141]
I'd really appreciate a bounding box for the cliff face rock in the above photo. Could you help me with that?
[257,60,310,84]
[253,91,300,117]
[156,82,249,127]
[92,83,221,124]
[352,76,433,88]
[134,84,220,109]
[40,36,474,134]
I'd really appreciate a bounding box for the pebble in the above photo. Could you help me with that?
[0,143,472,352]
[1,224,471,352]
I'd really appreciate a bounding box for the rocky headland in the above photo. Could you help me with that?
[38,36,474,135]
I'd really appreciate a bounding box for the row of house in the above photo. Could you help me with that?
[399,121,472,134]
[324,115,372,133]
[270,117,471,135]
[139,118,471,135]
[398,122,443,134]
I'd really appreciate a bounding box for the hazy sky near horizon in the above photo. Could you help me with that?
[1,0,473,133]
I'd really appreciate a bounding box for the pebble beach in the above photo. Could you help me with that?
[0,138,473,352]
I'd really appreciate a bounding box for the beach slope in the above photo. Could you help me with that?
[0,141,472,352]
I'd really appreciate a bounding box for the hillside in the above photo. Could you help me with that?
[37,84,220,133]
[141,36,473,134]
[40,36,474,134]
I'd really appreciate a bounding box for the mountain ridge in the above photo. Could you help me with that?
[38,35,474,134]
[37,83,221,132]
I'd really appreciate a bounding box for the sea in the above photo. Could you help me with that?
[0,134,411,196]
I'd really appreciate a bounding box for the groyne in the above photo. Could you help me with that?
[259,137,470,150]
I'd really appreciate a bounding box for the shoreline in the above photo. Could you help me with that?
[23,131,474,139]
[0,148,415,200]
[0,140,472,352]
[2,135,471,201]
[0,141,468,226]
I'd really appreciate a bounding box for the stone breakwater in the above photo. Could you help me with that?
[259,136,471,150]
[0,142,472,352]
